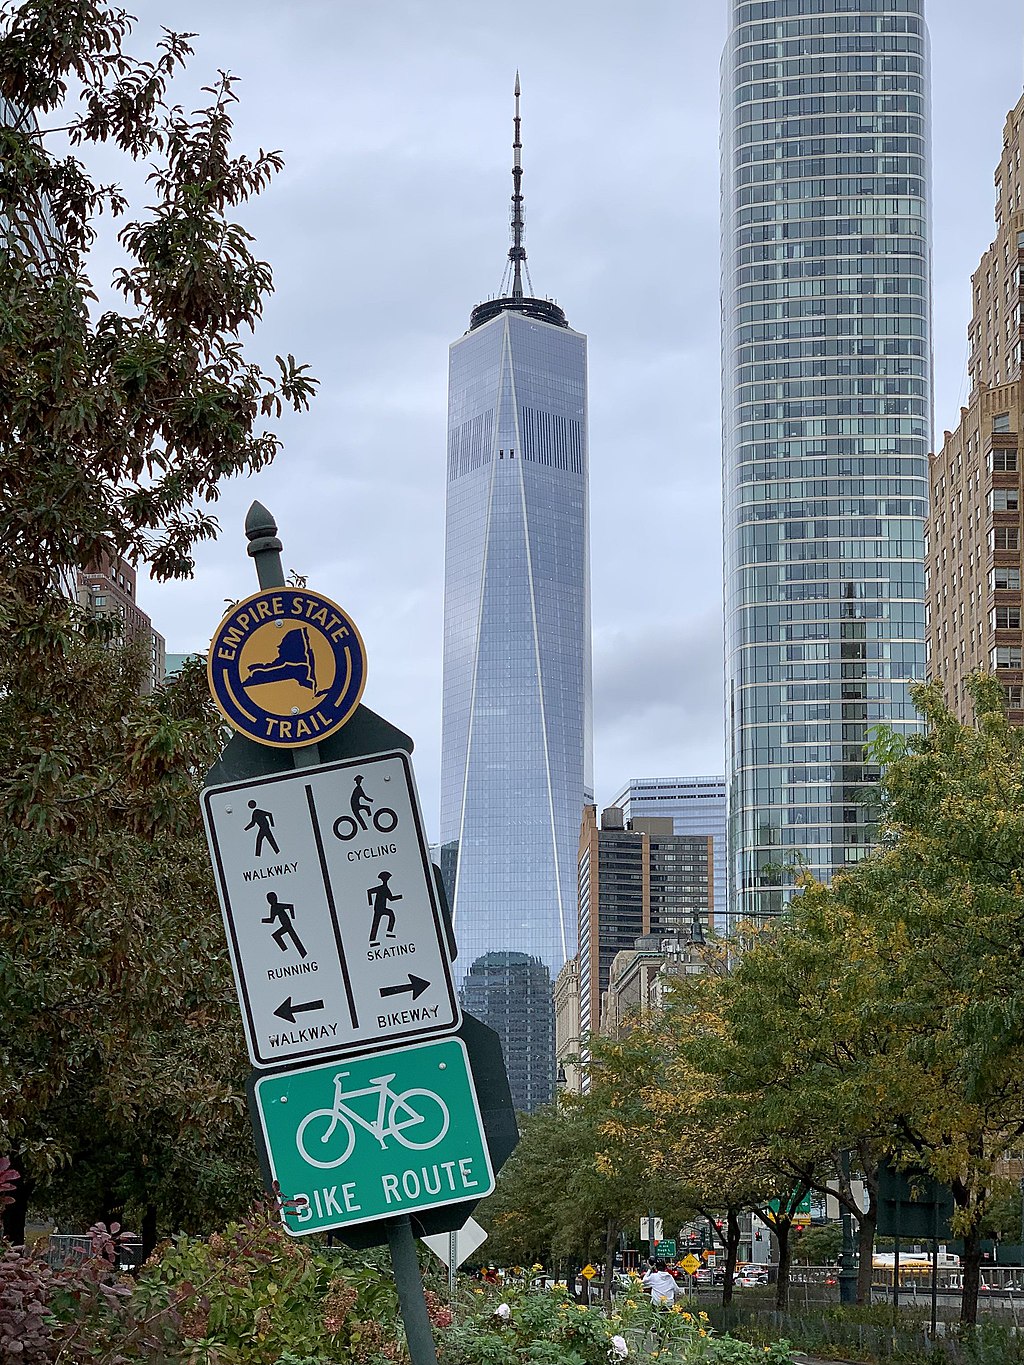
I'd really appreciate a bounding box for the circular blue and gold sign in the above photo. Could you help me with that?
[207,588,367,748]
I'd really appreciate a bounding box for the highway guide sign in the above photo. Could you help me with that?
[202,750,459,1068]
[207,587,367,748]
[250,1037,494,1236]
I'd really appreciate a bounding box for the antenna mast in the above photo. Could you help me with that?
[508,71,532,299]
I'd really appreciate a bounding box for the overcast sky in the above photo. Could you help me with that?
[118,1,1024,839]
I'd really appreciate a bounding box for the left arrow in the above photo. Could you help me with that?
[274,996,325,1023]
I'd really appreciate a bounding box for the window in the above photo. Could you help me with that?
[993,412,1012,433]
[992,527,1020,551]
[992,646,1022,668]
[993,606,1022,629]
[1005,684,1024,708]
[991,448,1019,472]
[91,594,106,607]
[991,488,1020,512]
[992,567,1022,590]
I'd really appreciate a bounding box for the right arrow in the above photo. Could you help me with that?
[379,974,430,1001]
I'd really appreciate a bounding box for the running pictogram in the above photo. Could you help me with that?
[262,892,307,958]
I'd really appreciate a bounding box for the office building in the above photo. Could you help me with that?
[926,93,1024,721]
[722,0,932,918]
[611,777,726,930]
[459,951,555,1113]
[577,806,712,1044]
[440,78,593,998]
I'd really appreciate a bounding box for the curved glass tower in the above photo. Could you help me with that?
[722,0,932,919]
[440,80,593,992]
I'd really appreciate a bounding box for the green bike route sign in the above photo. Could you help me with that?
[250,1036,495,1236]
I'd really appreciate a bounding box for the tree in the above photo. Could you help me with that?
[0,1,316,601]
[721,675,1024,1324]
[584,965,787,1307]
[476,1058,693,1303]
[0,0,314,1241]
[837,676,1024,1324]
[0,643,260,1246]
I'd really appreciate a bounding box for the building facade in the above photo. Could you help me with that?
[611,776,726,931]
[552,954,582,1093]
[76,554,166,693]
[459,951,555,1113]
[577,805,712,1045]
[602,932,707,1038]
[440,82,593,987]
[722,0,933,918]
[926,93,1024,720]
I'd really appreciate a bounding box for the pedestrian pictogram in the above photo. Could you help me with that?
[246,802,280,857]
[202,750,459,1067]
[262,892,307,958]
[250,1037,493,1235]
[207,587,367,749]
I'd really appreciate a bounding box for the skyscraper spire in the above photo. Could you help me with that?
[509,71,526,300]
[469,75,567,331]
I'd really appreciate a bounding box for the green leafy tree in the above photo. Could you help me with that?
[0,0,315,1243]
[0,0,316,600]
[0,642,260,1245]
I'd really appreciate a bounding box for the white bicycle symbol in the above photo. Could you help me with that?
[296,1070,450,1169]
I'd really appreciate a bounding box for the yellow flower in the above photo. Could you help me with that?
[700,1330,707,1337]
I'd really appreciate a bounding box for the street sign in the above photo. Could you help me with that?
[657,1238,677,1258]
[208,587,367,748]
[581,1264,597,1280]
[681,1254,700,1274]
[203,749,459,1067]
[250,1037,494,1236]
[422,1217,487,1268]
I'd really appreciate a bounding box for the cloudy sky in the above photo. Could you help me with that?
[116,1,1024,839]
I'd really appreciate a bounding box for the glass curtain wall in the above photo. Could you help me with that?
[721,0,932,917]
[441,306,593,980]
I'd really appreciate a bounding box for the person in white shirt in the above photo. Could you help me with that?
[641,1260,677,1307]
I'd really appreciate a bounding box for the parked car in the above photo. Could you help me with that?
[736,1269,769,1287]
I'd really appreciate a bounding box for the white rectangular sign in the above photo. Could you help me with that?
[202,750,460,1068]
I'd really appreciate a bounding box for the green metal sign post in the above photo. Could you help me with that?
[203,506,518,1365]
[249,1037,495,1236]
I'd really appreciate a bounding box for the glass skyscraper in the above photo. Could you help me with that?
[440,80,593,994]
[722,0,931,918]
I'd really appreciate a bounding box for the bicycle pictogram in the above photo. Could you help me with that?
[295,1070,450,1169]
[331,773,399,842]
